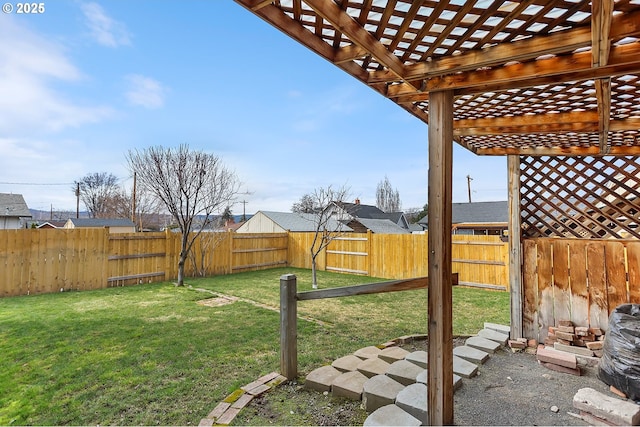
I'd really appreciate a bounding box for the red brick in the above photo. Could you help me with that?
[589,327,604,336]
[574,326,589,335]
[586,341,603,351]
[557,325,575,333]
[527,339,538,348]
[556,331,576,341]
[537,346,578,369]
[558,320,574,327]
[540,361,581,376]
[557,338,573,346]
[509,339,526,349]
[610,385,627,399]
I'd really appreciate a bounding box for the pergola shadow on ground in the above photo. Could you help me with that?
[233,1,640,424]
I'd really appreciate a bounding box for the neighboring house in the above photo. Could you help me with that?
[348,218,409,234]
[418,201,508,236]
[36,220,67,229]
[0,193,32,229]
[236,211,353,233]
[328,199,411,232]
[64,218,136,233]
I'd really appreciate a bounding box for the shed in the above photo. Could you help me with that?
[64,218,136,233]
[0,193,32,229]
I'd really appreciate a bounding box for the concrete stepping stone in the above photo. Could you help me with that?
[453,355,478,378]
[331,371,368,400]
[385,360,423,386]
[362,374,405,412]
[354,346,382,360]
[364,404,421,427]
[304,365,342,392]
[478,328,509,345]
[396,383,428,424]
[331,355,362,372]
[404,350,427,368]
[357,357,391,378]
[453,345,490,364]
[378,346,410,364]
[485,322,510,335]
[465,336,501,353]
[415,370,463,391]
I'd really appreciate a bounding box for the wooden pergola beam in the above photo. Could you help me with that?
[592,0,614,154]
[427,89,454,426]
[388,41,640,98]
[302,0,419,91]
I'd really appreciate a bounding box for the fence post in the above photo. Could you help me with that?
[280,274,297,380]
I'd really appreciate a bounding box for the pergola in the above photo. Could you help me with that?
[234,1,640,424]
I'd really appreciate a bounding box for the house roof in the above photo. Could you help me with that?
[334,202,385,218]
[356,218,409,234]
[260,211,353,232]
[0,193,32,217]
[235,1,640,157]
[37,220,67,229]
[66,218,136,228]
[418,201,508,226]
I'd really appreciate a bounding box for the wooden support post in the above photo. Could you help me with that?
[427,89,454,426]
[280,274,297,380]
[508,155,523,339]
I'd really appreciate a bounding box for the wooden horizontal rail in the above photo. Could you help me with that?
[326,266,368,275]
[458,281,506,291]
[109,235,166,240]
[108,252,165,261]
[452,258,506,266]
[107,271,165,282]
[452,241,506,246]
[326,250,368,256]
[232,260,287,271]
[232,247,288,254]
[333,237,368,241]
[296,274,459,301]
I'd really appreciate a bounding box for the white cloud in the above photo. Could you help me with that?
[80,2,131,48]
[0,15,113,135]
[125,74,168,109]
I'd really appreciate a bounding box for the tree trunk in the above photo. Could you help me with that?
[177,257,185,286]
[311,254,318,289]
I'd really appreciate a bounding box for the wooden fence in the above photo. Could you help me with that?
[288,232,508,290]
[522,237,640,342]
[0,228,508,297]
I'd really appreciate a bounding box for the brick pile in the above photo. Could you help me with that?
[545,320,606,357]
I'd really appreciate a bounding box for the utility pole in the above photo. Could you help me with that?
[467,175,473,203]
[75,182,80,218]
[240,200,248,222]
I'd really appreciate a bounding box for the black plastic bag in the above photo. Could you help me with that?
[598,304,640,400]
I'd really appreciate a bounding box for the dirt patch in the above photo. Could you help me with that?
[196,296,238,307]
[238,337,617,426]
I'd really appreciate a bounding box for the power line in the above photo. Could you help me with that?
[0,181,75,186]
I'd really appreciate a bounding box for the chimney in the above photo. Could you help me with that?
[355,198,360,205]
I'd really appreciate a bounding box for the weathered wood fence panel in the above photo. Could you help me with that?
[1,229,509,297]
[523,238,640,342]
[0,228,107,296]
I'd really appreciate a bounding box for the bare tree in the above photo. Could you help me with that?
[376,175,402,213]
[126,145,240,286]
[291,193,318,213]
[305,184,351,289]
[73,172,120,218]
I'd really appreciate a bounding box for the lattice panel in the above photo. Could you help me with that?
[520,156,640,239]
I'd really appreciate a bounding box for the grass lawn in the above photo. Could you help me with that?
[0,267,509,425]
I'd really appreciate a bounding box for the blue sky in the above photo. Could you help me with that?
[0,1,507,215]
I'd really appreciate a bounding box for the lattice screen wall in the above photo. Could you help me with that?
[520,156,640,239]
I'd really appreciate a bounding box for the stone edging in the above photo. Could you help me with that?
[198,372,287,426]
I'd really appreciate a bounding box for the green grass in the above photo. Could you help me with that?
[0,267,509,425]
